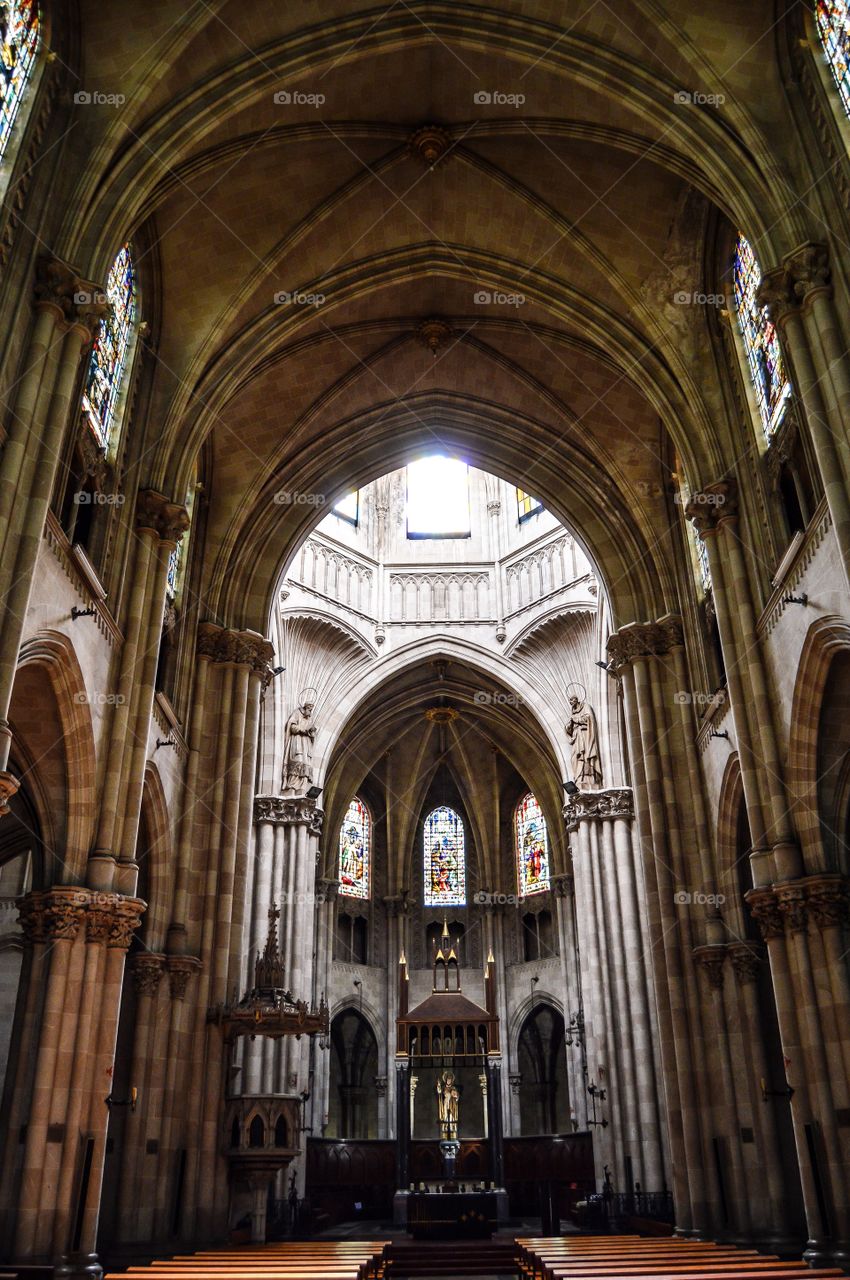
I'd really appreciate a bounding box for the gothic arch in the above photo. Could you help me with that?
[788,616,850,873]
[13,631,97,883]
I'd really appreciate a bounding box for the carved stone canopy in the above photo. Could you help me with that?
[563,787,634,830]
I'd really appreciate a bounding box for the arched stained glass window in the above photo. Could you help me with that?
[517,488,543,522]
[0,2,39,163]
[733,235,791,442]
[82,243,136,447]
[515,792,550,896]
[423,805,466,906]
[339,797,370,899]
[817,1,850,118]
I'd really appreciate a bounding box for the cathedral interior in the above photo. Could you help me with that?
[1,2,850,1277]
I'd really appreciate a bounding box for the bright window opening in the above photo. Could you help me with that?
[407,455,471,539]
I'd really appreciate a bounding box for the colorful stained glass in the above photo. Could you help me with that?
[733,235,791,441]
[81,244,136,447]
[166,546,180,599]
[817,1,850,117]
[515,793,550,896]
[693,524,711,592]
[0,2,39,163]
[517,488,543,521]
[339,797,370,899]
[424,805,466,906]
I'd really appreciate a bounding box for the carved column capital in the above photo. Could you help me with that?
[563,787,634,830]
[755,266,796,327]
[728,942,763,984]
[685,479,738,534]
[106,896,146,948]
[551,872,574,899]
[775,884,809,935]
[744,887,785,940]
[17,892,48,944]
[132,952,167,997]
[254,794,324,834]
[167,954,202,1000]
[693,944,727,989]
[135,489,190,546]
[34,254,109,341]
[198,623,275,684]
[606,617,683,669]
[783,242,831,305]
[0,770,20,815]
[43,887,88,941]
[803,874,850,930]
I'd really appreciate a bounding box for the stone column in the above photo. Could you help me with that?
[152,955,202,1240]
[608,622,714,1234]
[114,954,167,1242]
[551,873,586,1133]
[178,625,273,1242]
[12,888,143,1262]
[0,258,108,795]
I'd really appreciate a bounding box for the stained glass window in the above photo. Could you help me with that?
[339,797,370,899]
[81,243,136,447]
[733,235,791,441]
[515,793,550,896]
[817,1,850,117]
[423,805,466,906]
[166,546,180,599]
[334,491,359,525]
[517,488,543,522]
[693,526,711,592]
[0,2,39,164]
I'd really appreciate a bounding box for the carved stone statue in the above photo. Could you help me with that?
[282,693,317,794]
[566,693,602,788]
[436,1070,459,1137]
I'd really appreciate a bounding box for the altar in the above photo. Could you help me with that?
[393,925,508,1233]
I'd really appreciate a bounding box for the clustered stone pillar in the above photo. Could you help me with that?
[241,794,324,1117]
[607,617,726,1236]
[689,479,850,1258]
[746,879,850,1260]
[563,789,665,1193]
[175,624,274,1242]
[0,256,108,812]
[5,888,144,1264]
[550,873,587,1132]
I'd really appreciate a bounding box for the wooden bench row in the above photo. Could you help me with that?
[106,1240,391,1280]
[515,1235,841,1280]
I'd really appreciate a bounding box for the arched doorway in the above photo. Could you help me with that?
[327,1010,379,1139]
[516,1004,569,1136]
